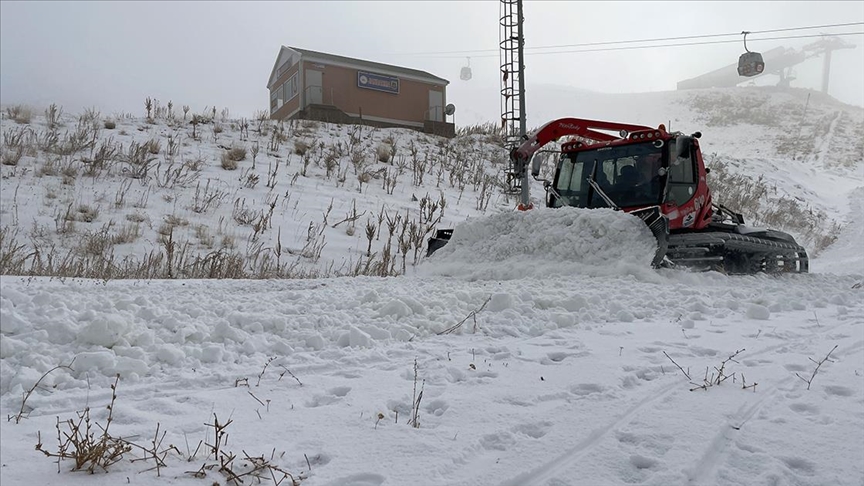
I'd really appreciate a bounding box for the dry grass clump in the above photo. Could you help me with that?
[33,374,307,483]
[228,145,247,161]
[1,145,24,166]
[456,122,503,137]
[37,158,59,177]
[6,105,32,124]
[144,138,161,155]
[79,228,115,257]
[221,151,238,170]
[44,104,64,129]
[125,212,148,223]
[219,145,248,170]
[75,204,99,223]
[111,222,141,245]
[35,375,133,474]
[294,140,309,156]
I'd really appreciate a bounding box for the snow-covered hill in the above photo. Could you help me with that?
[2,84,861,279]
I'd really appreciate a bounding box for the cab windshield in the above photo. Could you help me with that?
[551,142,666,209]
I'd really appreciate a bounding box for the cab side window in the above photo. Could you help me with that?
[667,148,697,206]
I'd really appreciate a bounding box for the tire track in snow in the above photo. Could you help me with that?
[497,380,680,486]
[684,317,863,485]
[683,380,787,485]
[496,310,861,486]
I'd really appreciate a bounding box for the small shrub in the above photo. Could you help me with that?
[45,104,63,129]
[61,161,78,179]
[221,234,236,249]
[1,146,24,166]
[228,145,247,161]
[294,140,309,156]
[111,222,141,244]
[145,138,161,155]
[6,105,32,124]
[195,224,214,248]
[156,222,174,237]
[79,228,114,257]
[162,214,188,228]
[221,152,238,170]
[104,120,116,129]
[125,212,147,223]
[75,204,99,223]
[456,122,503,137]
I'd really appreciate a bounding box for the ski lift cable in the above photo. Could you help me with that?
[415,31,864,59]
[386,21,864,57]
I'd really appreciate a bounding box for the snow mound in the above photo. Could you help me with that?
[421,207,657,280]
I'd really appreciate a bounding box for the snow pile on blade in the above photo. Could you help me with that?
[421,207,658,280]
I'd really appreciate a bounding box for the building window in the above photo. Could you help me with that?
[282,74,298,102]
[270,74,298,113]
[270,89,279,112]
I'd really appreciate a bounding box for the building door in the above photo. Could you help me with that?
[428,90,443,122]
[305,70,323,106]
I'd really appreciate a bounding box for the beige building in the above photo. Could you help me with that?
[267,46,455,137]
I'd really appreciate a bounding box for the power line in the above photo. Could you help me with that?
[388,21,864,57]
[415,31,864,59]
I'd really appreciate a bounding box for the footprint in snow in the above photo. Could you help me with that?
[323,473,385,486]
[570,383,605,396]
[545,351,570,363]
[541,350,590,364]
[305,386,351,408]
[480,431,517,451]
[689,346,720,357]
[823,385,854,397]
[788,402,819,415]
[512,421,552,439]
[424,399,449,417]
[617,454,662,484]
[629,454,659,470]
[780,456,816,475]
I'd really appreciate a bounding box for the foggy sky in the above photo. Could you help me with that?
[1,1,862,125]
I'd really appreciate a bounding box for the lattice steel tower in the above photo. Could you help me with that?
[500,0,527,201]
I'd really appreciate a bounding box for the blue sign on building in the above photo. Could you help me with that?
[357,71,400,94]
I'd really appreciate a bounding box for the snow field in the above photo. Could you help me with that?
[0,269,862,485]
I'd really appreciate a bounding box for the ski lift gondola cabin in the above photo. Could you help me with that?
[737,32,765,77]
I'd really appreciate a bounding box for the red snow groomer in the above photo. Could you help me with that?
[428,117,808,275]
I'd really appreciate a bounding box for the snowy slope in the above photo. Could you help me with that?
[1,87,863,486]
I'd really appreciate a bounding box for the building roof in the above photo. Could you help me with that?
[267,46,449,88]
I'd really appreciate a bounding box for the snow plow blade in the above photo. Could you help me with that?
[426,229,453,257]
[425,206,670,267]
[627,206,669,269]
